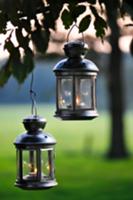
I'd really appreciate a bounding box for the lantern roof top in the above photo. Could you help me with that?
[53,40,99,73]
[53,58,99,73]
[14,115,56,147]
[64,40,88,58]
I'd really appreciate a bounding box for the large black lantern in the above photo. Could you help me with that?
[14,115,57,190]
[53,40,99,120]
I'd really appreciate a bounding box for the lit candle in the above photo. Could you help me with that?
[46,164,50,171]
[59,98,65,106]
[29,167,37,176]
[28,163,37,176]
[76,96,80,106]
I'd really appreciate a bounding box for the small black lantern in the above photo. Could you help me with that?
[53,40,99,120]
[14,115,57,190]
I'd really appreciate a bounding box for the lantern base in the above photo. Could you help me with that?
[15,180,58,190]
[54,110,99,120]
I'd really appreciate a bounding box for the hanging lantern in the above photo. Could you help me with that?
[14,115,57,190]
[53,40,99,120]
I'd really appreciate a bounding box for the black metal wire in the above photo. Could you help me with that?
[66,23,85,42]
[30,72,37,116]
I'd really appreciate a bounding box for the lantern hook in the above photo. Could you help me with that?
[66,23,85,43]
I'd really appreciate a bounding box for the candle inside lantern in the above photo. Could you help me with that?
[76,96,81,106]
[59,97,65,107]
[29,165,37,176]
[23,161,38,177]
[59,96,72,109]
[46,163,50,171]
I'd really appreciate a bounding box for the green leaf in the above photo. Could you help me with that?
[70,5,86,20]
[11,48,34,83]
[4,41,33,83]
[0,59,11,87]
[0,12,7,33]
[2,0,20,26]
[43,0,63,30]
[47,0,63,21]
[23,49,34,74]
[75,5,86,16]
[79,15,91,32]
[4,41,24,83]
[90,5,107,38]
[21,0,38,19]
[11,48,24,82]
[4,40,15,53]
[87,0,96,4]
[20,19,31,33]
[94,15,107,38]
[68,1,77,11]
[31,29,50,53]
[43,12,56,30]
[15,28,29,49]
[90,5,98,16]
[121,0,133,19]
[61,9,73,29]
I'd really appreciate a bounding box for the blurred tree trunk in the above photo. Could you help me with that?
[105,1,128,158]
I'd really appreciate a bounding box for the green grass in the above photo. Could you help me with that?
[0,104,133,200]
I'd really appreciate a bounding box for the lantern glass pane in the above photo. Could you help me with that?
[41,149,54,180]
[59,78,73,109]
[23,150,38,180]
[75,78,93,109]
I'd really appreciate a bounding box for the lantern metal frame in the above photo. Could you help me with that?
[53,40,99,120]
[14,115,57,190]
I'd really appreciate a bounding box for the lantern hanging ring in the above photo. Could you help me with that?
[66,23,85,43]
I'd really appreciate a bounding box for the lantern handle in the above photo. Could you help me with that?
[66,23,85,43]
[30,72,38,116]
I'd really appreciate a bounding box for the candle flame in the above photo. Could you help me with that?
[29,167,37,176]
[46,164,50,171]
[28,163,37,174]
[34,168,37,173]
[76,96,80,105]
[59,98,65,106]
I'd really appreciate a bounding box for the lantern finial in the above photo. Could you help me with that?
[23,115,46,132]
[64,40,88,58]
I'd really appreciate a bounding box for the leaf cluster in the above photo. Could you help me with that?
[0,0,63,86]
[0,0,132,86]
